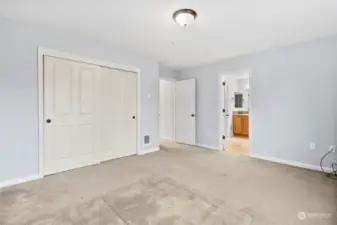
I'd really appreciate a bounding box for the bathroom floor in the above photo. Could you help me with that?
[224,136,249,155]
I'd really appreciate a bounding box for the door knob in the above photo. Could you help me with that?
[191,114,195,117]
[46,119,52,124]
[132,116,136,119]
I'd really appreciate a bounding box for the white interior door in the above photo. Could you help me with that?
[175,79,196,145]
[100,67,137,161]
[44,56,100,175]
[159,80,175,140]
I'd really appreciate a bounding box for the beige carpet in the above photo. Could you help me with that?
[0,141,336,225]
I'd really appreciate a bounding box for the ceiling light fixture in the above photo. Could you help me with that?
[173,9,197,27]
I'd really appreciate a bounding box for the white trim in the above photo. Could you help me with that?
[138,147,160,155]
[250,154,333,173]
[38,48,44,178]
[218,69,252,152]
[196,143,219,151]
[218,74,224,151]
[0,174,42,189]
[38,47,141,177]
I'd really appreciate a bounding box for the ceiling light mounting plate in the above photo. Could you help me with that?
[173,8,197,27]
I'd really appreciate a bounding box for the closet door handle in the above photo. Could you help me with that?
[132,116,136,119]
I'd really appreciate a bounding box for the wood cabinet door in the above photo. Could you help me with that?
[242,116,249,136]
[233,115,242,135]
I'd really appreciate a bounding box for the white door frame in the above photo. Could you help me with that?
[159,77,176,141]
[38,47,141,177]
[218,69,252,154]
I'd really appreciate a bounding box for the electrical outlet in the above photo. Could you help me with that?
[330,145,336,153]
[309,142,316,150]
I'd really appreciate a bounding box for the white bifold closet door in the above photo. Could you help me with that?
[44,56,101,175]
[100,67,137,162]
[44,56,138,175]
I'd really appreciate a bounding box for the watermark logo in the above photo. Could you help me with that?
[297,211,332,221]
[297,212,306,220]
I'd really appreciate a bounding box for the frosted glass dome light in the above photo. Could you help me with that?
[173,9,197,27]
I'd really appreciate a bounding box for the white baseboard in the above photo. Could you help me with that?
[196,143,220,151]
[250,154,333,173]
[138,147,160,155]
[0,174,42,189]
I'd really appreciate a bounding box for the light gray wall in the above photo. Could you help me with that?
[332,49,337,162]
[159,64,178,79]
[0,18,159,183]
[179,35,337,167]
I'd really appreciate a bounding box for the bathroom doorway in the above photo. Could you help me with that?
[219,71,251,155]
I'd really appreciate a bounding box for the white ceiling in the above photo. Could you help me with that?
[1,0,337,69]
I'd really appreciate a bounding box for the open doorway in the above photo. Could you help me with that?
[159,79,175,143]
[219,71,251,156]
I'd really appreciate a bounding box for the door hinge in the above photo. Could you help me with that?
[222,81,226,86]
[222,135,226,140]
